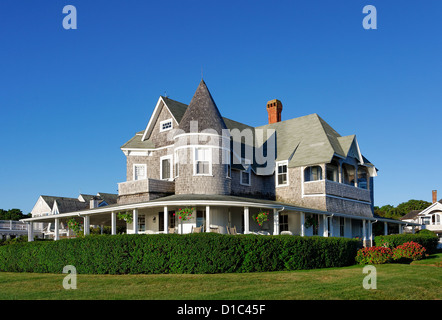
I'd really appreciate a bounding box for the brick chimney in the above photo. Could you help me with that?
[266,99,282,124]
[433,190,437,204]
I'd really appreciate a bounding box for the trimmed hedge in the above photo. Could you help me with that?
[374,233,439,254]
[0,233,359,274]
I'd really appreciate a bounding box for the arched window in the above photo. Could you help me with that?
[304,166,322,182]
[342,164,355,186]
[357,166,368,189]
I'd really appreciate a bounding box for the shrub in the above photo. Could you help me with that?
[374,233,438,254]
[392,241,427,263]
[0,233,359,274]
[355,246,393,265]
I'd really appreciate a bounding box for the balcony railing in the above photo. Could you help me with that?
[118,178,175,196]
[0,220,28,231]
[303,180,371,202]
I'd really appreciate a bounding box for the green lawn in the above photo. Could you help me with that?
[0,254,440,300]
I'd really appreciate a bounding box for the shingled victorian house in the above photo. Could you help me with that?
[24,80,415,245]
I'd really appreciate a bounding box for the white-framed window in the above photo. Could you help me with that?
[159,119,173,132]
[304,166,323,182]
[340,217,345,237]
[194,148,211,175]
[240,159,251,186]
[224,150,231,178]
[276,160,289,187]
[160,155,173,181]
[138,215,146,232]
[133,164,147,181]
[279,213,289,232]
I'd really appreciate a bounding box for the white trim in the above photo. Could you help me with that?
[133,163,147,181]
[240,169,251,186]
[174,150,179,178]
[159,118,173,132]
[173,132,231,141]
[21,198,420,226]
[141,97,179,141]
[275,160,289,187]
[160,155,173,181]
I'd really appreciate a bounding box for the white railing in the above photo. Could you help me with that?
[0,220,28,231]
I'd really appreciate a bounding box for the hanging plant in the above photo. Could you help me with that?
[175,207,194,221]
[304,215,318,229]
[117,211,133,224]
[67,218,83,237]
[252,209,270,227]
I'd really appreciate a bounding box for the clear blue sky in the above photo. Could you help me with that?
[1,0,441,214]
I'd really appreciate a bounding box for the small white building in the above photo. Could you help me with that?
[401,190,442,248]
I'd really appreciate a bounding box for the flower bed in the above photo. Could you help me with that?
[355,246,393,265]
[356,241,428,265]
[392,241,427,263]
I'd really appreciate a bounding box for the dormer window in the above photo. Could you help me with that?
[160,119,173,132]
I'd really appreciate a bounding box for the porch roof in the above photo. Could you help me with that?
[21,194,419,226]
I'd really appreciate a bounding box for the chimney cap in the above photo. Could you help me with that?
[266,99,282,108]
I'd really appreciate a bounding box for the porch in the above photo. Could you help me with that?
[22,194,418,247]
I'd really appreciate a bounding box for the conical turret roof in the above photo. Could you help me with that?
[178,80,227,134]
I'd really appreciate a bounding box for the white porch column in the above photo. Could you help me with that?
[323,214,328,237]
[111,212,117,235]
[244,207,249,234]
[206,206,211,233]
[362,219,366,245]
[412,225,415,234]
[273,208,279,235]
[398,224,403,234]
[164,206,168,234]
[384,222,388,235]
[133,209,138,234]
[300,212,305,237]
[27,222,34,242]
[369,222,373,247]
[83,216,90,236]
[54,218,60,241]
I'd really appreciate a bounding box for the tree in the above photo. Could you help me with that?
[375,199,432,220]
[0,209,31,220]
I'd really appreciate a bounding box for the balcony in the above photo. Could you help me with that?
[303,180,371,202]
[118,178,175,196]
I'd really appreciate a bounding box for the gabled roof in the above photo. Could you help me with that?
[97,192,118,205]
[400,210,422,221]
[257,114,342,167]
[178,80,228,134]
[123,83,375,172]
[53,198,89,214]
[417,200,442,216]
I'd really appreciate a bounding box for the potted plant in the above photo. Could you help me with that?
[252,209,270,228]
[175,207,194,234]
[67,218,83,237]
